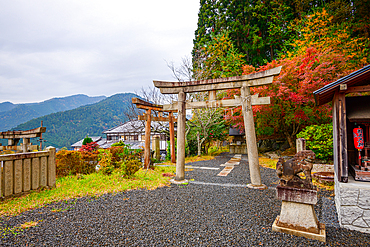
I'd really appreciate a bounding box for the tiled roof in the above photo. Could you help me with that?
[313,64,370,105]
[71,136,103,147]
[103,120,168,134]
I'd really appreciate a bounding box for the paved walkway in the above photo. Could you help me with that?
[1,153,370,246]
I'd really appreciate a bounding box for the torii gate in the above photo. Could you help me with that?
[153,66,281,188]
[132,98,177,168]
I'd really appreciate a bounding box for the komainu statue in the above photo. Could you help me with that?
[276,150,316,189]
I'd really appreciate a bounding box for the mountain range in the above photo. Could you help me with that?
[0,94,106,132]
[11,93,138,148]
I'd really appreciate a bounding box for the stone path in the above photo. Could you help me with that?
[217,154,241,176]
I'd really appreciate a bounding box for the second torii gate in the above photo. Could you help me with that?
[153,66,281,188]
[132,98,176,168]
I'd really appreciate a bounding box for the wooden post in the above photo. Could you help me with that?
[241,86,266,189]
[152,135,160,161]
[22,138,29,153]
[174,90,187,182]
[169,112,176,163]
[338,93,348,182]
[144,109,151,169]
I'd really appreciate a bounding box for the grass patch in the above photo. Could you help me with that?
[259,157,278,169]
[0,166,175,217]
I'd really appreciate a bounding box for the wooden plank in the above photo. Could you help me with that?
[3,161,13,197]
[153,66,281,88]
[157,76,274,94]
[345,85,370,94]
[47,147,56,187]
[138,115,177,122]
[40,156,47,187]
[31,158,40,190]
[13,159,22,194]
[163,95,271,111]
[23,158,31,192]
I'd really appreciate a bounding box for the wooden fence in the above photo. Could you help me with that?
[0,147,56,198]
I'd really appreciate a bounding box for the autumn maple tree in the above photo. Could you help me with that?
[223,7,369,148]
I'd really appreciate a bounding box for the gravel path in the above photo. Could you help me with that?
[1,153,370,246]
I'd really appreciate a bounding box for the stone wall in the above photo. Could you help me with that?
[335,174,370,233]
[229,144,247,154]
[0,147,56,198]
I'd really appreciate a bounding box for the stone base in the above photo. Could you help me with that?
[272,216,326,242]
[247,184,267,190]
[276,186,317,204]
[170,179,188,185]
[335,174,370,233]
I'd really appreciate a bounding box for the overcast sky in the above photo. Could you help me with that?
[0,0,200,104]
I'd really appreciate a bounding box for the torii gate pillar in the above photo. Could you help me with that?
[173,90,187,183]
[241,86,266,189]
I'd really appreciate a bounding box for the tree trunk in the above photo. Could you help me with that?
[197,132,201,156]
[285,132,294,148]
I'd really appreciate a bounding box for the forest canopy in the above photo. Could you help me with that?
[192,0,370,147]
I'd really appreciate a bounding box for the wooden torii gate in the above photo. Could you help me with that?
[153,66,281,188]
[132,98,177,168]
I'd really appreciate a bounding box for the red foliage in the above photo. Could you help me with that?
[224,47,354,146]
[80,142,99,152]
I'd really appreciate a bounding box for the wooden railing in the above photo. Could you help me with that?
[0,147,56,198]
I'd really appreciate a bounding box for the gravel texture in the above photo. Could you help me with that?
[1,153,370,246]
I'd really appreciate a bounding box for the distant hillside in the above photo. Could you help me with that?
[12,93,137,148]
[0,94,106,131]
[0,102,15,112]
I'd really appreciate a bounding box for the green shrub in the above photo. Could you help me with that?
[56,150,98,177]
[296,123,333,161]
[56,145,143,177]
[82,135,93,145]
[111,140,128,147]
[120,159,141,177]
[98,149,114,175]
[208,145,218,155]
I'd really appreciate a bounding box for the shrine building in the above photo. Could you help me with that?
[314,64,370,233]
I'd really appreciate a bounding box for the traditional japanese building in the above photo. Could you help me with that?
[313,64,370,233]
[71,120,168,151]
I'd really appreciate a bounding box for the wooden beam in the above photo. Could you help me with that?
[144,109,151,169]
[156,76,275,94]
[345,85,370,94]
[162,95,270,111]
[153,66,281,88]
[138,114,177,122]
[169,112,176,163]
[132,97,164,111]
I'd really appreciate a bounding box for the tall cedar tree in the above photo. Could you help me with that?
[193,0,370,67]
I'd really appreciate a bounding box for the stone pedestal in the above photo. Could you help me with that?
[272,186,326,242]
